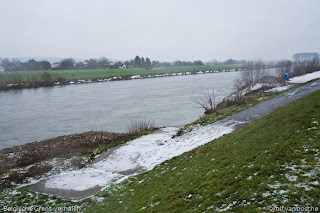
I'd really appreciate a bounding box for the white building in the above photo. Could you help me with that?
[0,66,4,72]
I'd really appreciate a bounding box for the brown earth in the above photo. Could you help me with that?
[0,131,130,175]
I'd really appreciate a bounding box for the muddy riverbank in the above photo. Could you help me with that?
[0,130,140,190]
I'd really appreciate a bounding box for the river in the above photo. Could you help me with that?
[0,71,239,149]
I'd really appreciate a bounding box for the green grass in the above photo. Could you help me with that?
[0,188,92,213]
[85,89,320,212]
[1,65,239,82]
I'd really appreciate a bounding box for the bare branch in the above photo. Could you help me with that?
[191,87,217,114]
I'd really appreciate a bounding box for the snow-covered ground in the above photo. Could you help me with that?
[289,71,320,83]
[41,122,241,193]
[265,85,291,93]
[251,71,320,93]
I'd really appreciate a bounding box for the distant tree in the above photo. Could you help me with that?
[174,60,182,66]
[141,57,145,67]
[60,58,75,70]
[134,56,141,67]
[234,60,265,90]
[2,58,16,70]
[161,62,172,67]
[75,62,85,69]
[223,59,247,65]
[97,57,109,68]
[87,59,98,69]
[193,60,204,66]
[224,59,236,65]
[206,59,218,65]
[145,57,152,67]
[99,57,109,64]
[293,53,319,62]
[152,60,160,67]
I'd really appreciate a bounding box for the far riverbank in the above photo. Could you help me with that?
[0,67,241,91]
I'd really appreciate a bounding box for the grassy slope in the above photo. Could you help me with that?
[1,65,239,82]
[86,90,320,212]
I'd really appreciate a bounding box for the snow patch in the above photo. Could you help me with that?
[266,85,291,93]
[38,121,237,192]
[45,168,119,191]
[289,71,320,83]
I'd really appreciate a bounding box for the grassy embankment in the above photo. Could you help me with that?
[1,83,319,212]
[85,89,320,212]
[0,65,239,83]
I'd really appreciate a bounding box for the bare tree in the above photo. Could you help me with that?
[293,53,319,62]
[292,57,320,77]
[234,60,266,90]
[191,87,217,114]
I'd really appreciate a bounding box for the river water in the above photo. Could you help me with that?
[0,72,239,149]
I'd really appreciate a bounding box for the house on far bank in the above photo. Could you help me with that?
[15,61,28,71]
[14,60,51,71]
[108,62,127,69]
[52,63,61,70]
[0,66,4,72]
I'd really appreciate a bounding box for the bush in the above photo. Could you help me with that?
[191,87,217,114]
[40,71,54,86]
[126,117,155,134]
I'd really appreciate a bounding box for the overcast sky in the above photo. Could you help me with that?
[1,0,320,62]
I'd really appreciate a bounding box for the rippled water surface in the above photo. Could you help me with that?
[0,72,239,149]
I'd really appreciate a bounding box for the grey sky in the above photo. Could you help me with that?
[1,0,320,61]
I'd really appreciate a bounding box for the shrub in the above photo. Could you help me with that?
[126,117,155,134]
[191,87,217,114]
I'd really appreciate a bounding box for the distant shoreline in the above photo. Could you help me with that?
[0,69,240,91]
